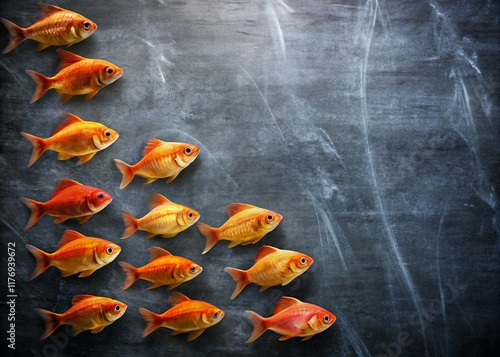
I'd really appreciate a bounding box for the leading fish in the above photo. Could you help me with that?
[138,292,224,341]
[1,4,97,54]
[21,178,113,230]
[118,246,202,290]
[246,296,336,342]
[21,112,119,167]
[114,139,200,189]
[35,294,127,340]
[196,203,283,254]
[225,246,313,299]
[26,49,123,103]
[26,230,121,280]
[121,193,200,239]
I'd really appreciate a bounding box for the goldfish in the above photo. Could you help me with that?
[35,294,127,340]
[21,112,119,167]
[138,292,224,341]
[196,203,283,254]
[224,246,313,299]
[114,139,200,189]
[21,178,112,230]
[118,246,202,290]
[1,4,97,54]
[246,296,336,342]
[121,193,199,239]
[25,49,123,103]
[26,230,121,280]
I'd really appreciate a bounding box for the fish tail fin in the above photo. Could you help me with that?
[224,267,250,299]
[20,132,48,167]
[25,69,53,103]
[121,210,138,239]
[138,308,162,337]
[25,244,52,280]
[245,310,268,343]
[34,308,62,340]
[0,18,26,54]
[196,222,220,254]
[20,197,45,230]
[118,261,140,290]
[114,159,135,189]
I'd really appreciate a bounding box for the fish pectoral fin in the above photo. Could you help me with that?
[144,178,157,185]
[146,232,158,239]
[167,282,181,290]
[201,313,210,324]
[301,335,314,341]
[78,215,93,224]
[77,153,96,166]
[60,270,77,278]
[36,43,51,51]
[161,233,176,238]
[60,94,74,104]
[71,325,86,337]
[259,286,270,292]
[53,216,69,224]
[187,329,205,341]
[279,335,295,341]
[171,330,184,336]
[84,90,100,101]
[148,282,164,289]
[166,173,179,183]
[90,326,105,334]
[78,268,98,278]
[57,152,74,161]
[281,277,296,286]
[227,241,240,249]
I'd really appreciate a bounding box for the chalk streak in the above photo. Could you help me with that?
[0,217,27,244]
[436,204,449,356]
[266,4,287,63]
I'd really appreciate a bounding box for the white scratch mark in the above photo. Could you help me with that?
[276,0,294,13]
[436,204,449,356]
[240,66,287,144]
[266,3,287,63]
[318,127,344,166]
[1,217,27,244]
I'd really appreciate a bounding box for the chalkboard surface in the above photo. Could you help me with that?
[0,1,498,356]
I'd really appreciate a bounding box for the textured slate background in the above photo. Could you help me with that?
[1,0,499,356]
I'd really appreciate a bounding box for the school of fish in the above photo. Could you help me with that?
[6,2,336,347]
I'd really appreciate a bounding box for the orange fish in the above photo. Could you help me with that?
[1,4,97,54]
[246,296,336,342]
[21,112,119,167]
[35,294,127,340]
[26,230,121,280]
[225,246,314,299]
[21,178,113,230]
[138,292,224,341]
[121,193,200,239]
[118,246,202,290]
[114,139,200,189]
[25,49,123,103]
[196,203,283,254]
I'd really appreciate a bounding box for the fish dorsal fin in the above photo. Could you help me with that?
[51,178,82,199]
[149,246,172,261]
[225,203,257,217]
[273,296,302,315]
[255,245,280,262]
[56,50,86,71]
[148,193,174,210]
[72,294,96,305]
[59,230,87,247]
[143,139,165,156]
[52,113,84,135]
[168,292,191,306]
[37,4,66,21]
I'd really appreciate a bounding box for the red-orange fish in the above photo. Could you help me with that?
[26,230,121,280]
[1,4,97,54]
[246,296,336,342]
[121,193,200,239]
[197,203,283,254]
[35,294,127,340]
[225,246,314,299]
[21,178,112,230]
[118,246,202,290]
[26,49,123,103]
[114,139,200,189]
[21,112,119,167]
[138,292,224,341]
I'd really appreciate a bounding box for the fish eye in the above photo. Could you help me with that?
[190,266,197,273]
[324,315,330,323]
[105,131,111,137]
[188,212,193,218]
[267,215,273,221]
[184,147,193,155]
[115,305,121,311]
[213,312,219,318]
[107,247,113,254]
[97,192,104,200]
[105,66,114,75]
[300,257,307,265]
[83,21,91,30]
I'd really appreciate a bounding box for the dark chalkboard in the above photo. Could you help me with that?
[1,0,499,356]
